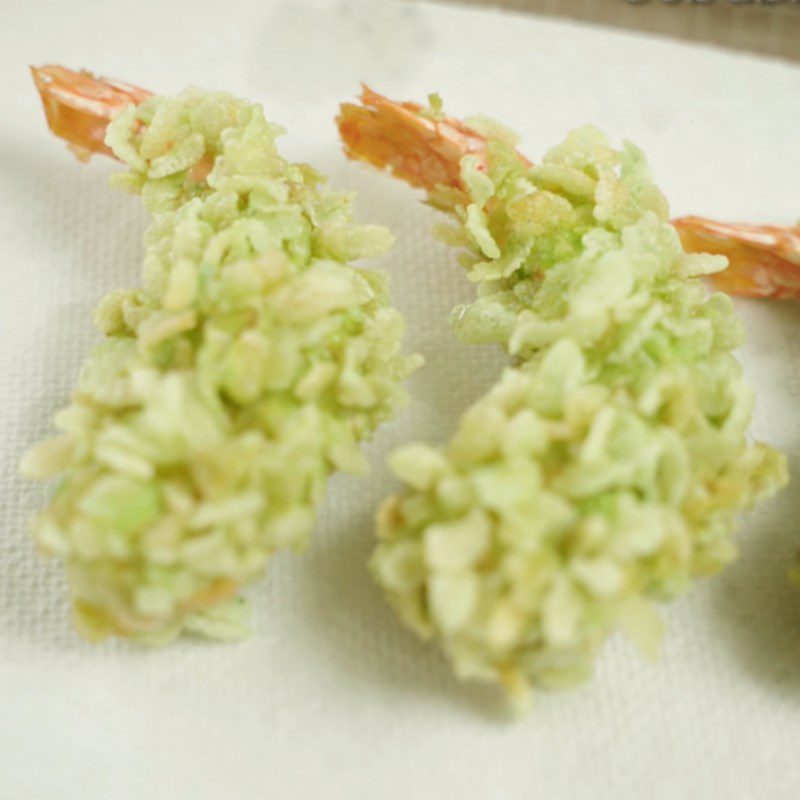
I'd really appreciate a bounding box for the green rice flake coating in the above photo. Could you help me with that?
[22,90,421,643]
[371,123,786,708]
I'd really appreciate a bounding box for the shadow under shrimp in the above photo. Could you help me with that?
[1,141,146,286]
[293,465,509,722]
[330,152,502,439]
[707,476,800,696]
[0,305,114,653]
[708,297,800,695]
[0,142,144,651]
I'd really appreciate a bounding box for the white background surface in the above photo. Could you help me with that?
[2,1,800,797]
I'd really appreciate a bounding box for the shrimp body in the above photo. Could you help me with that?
[24,68,420,643]
[340,90,787,708]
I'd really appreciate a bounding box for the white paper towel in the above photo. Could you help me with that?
[2,1,800,798]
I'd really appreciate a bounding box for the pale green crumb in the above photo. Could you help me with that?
[371,118,787,707]
[22,88,421,643]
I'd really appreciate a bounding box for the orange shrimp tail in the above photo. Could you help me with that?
[30,64,152,161]
[674,216,800,299]
[338,86,507,192]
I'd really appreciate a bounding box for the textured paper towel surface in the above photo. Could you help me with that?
[2,1,800,798]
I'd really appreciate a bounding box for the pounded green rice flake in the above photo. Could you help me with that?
[23,90,421,643]
[371,122,787,710]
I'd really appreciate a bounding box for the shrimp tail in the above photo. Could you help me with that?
[337,85,522,192]
[674,216,800,299]
[30,64,152,161]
